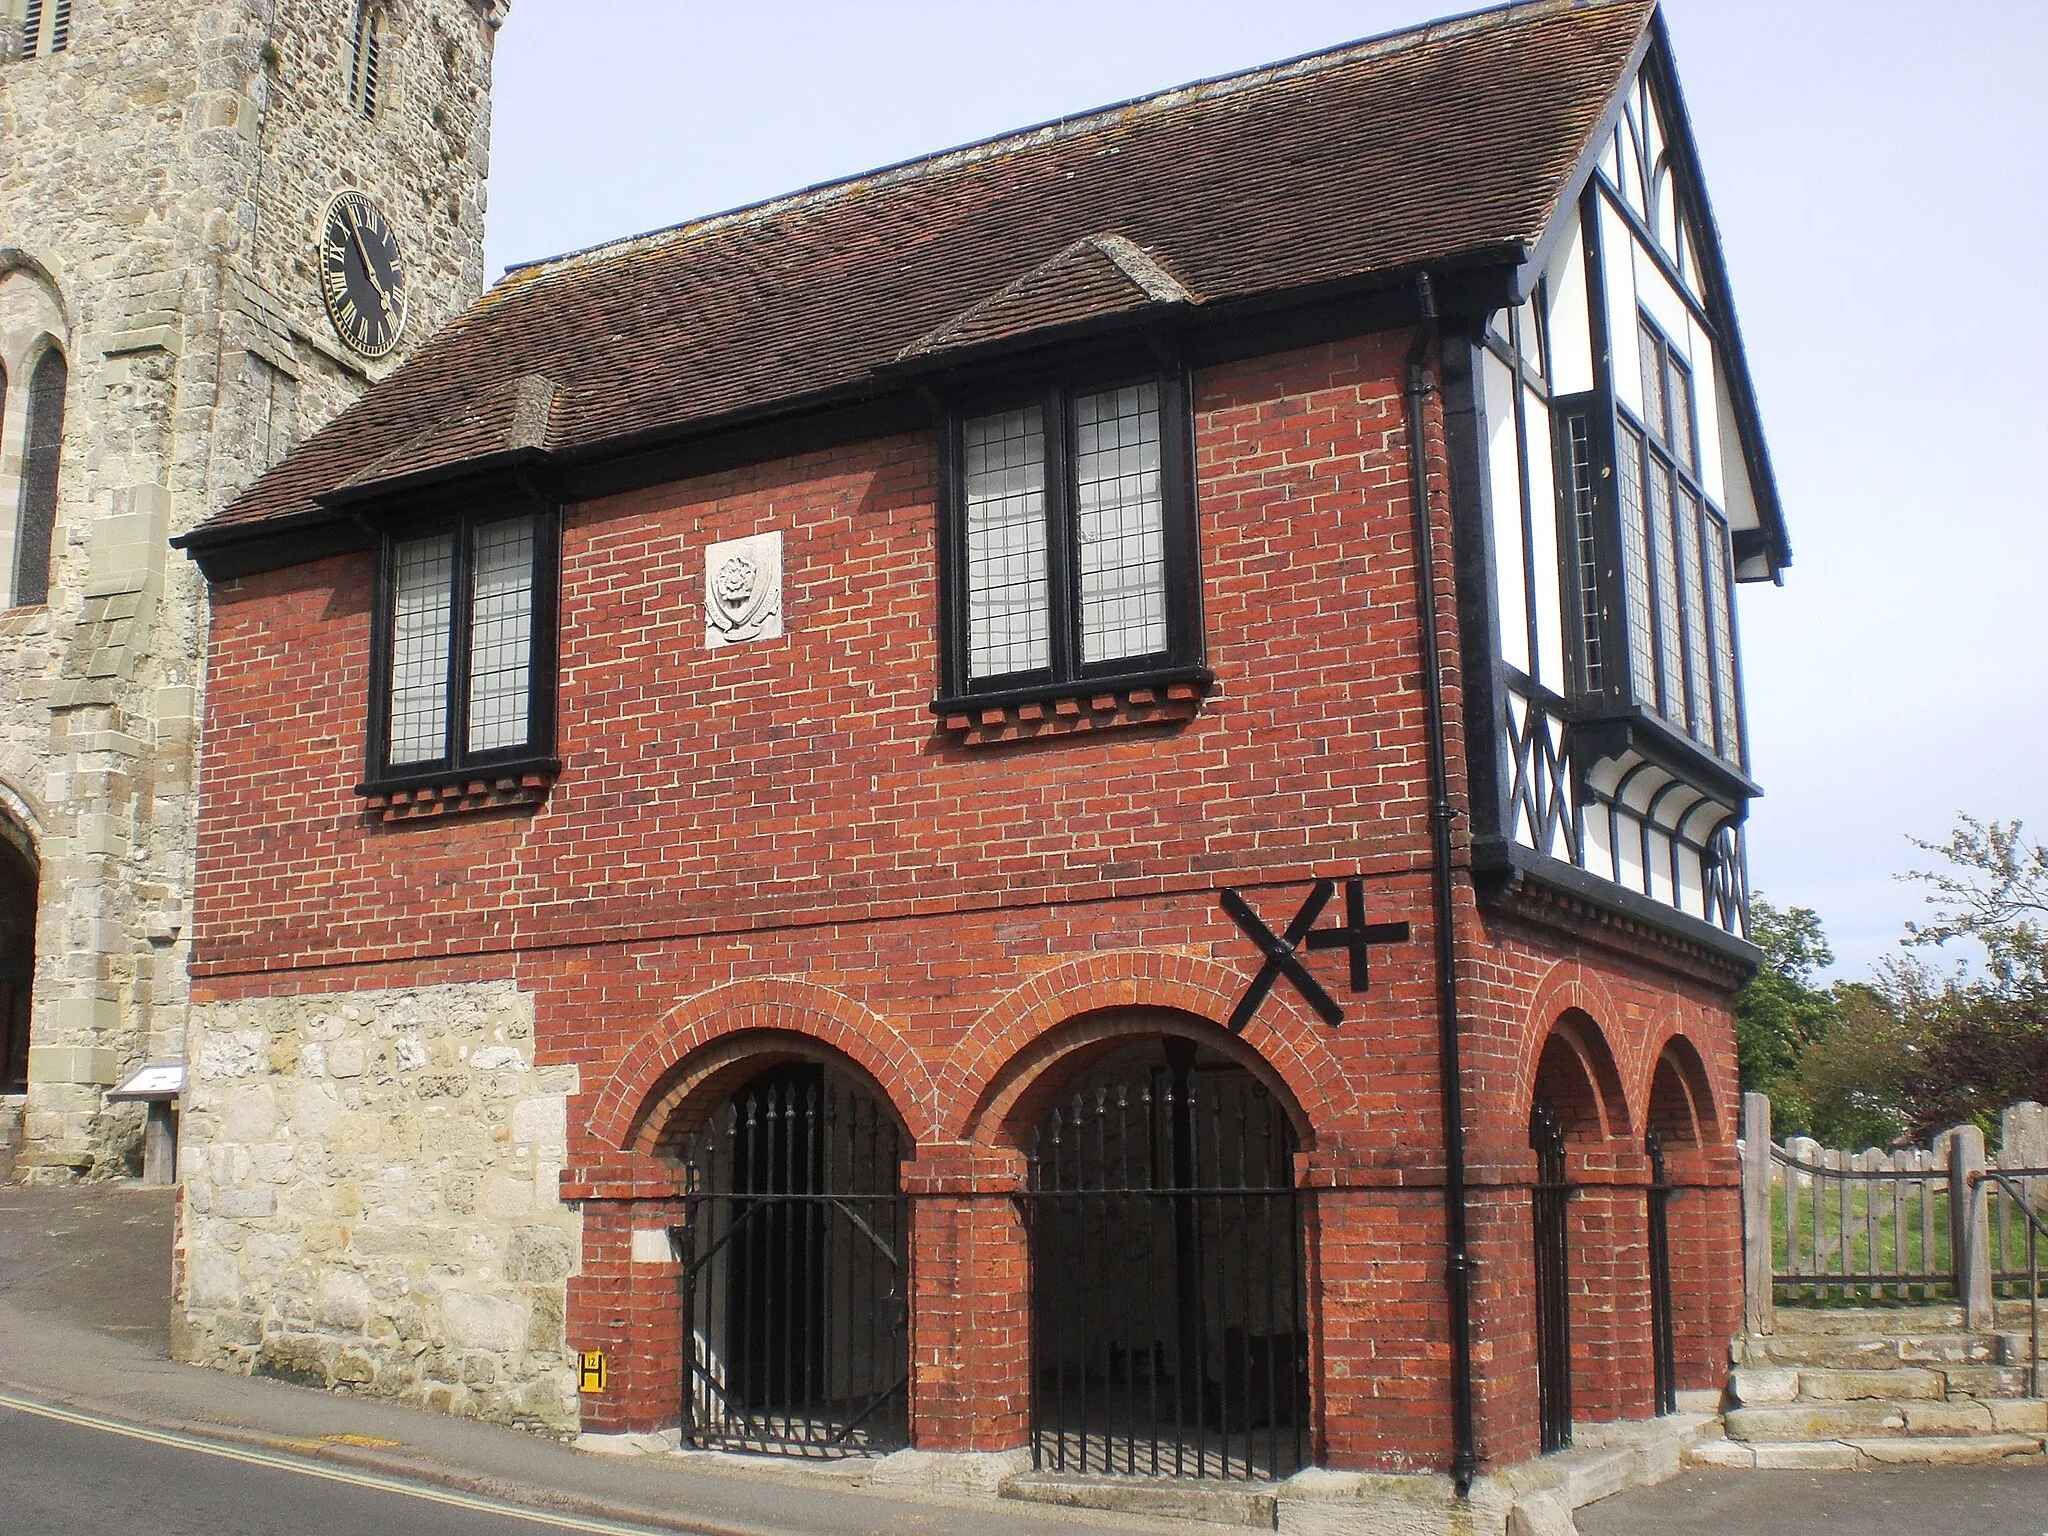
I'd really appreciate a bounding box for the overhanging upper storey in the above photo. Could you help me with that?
[1452,11,1786,963]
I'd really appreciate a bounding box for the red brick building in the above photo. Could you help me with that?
[174,0,1789,1501]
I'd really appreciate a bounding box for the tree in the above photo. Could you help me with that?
[1893,817,2048,1142]
[1734,897,1838,1133]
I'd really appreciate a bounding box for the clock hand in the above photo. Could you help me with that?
[343,204,398,325]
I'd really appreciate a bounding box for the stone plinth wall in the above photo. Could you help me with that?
[174,981,581,1433]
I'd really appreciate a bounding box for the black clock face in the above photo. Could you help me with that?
[319,190,407,359]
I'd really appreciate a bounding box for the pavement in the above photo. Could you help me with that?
[2,1181,2044,1534]
[0,1182,1179,1536]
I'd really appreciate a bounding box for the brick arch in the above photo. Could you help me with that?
[1642,1017,1723,1146]
[1519,960,1636,1139]
[944,949,1357,1146]
[587,978,941,1153]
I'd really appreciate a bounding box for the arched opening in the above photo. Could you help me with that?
[0,820,34,1093]
[13,345,65,608]
[1023,1033,1308,1482]
[1644,1037,1717,1416]
[669,1056,909,1457]
[1527,1010,1629,1454]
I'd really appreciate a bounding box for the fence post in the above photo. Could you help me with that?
[1949,1123,1993,1331]
[1742,1091,1774,1336]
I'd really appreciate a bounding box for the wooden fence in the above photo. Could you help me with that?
[1739,1094,2047,1335]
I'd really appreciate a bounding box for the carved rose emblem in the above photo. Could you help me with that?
[715,553,758,614]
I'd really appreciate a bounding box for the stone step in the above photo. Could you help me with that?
[1726,1398,2048,1442]
[1767,1305,1963,1335]
[1730,1365,1945,1405]
[1737,1332,1999,1369]
[1690,1433,2047,1471]
[1001,1471,1277,1528]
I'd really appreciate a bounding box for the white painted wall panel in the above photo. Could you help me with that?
[1633,242,1691,362]
[1714,362,1761,537]
[1544,215,1594,397]
[1689,315,1726,503]
[1600,201,1642,420]
[1522,381,1565,691]
[1481,348,1529,674]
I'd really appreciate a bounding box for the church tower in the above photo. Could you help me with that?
[0,0,508,1178]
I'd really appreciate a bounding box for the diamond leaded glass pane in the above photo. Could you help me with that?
[1704,512,1742,764]
[1073,382,1166,665]
[388,532,454,764]
[467,516,536,754]
[963,407,1051,680]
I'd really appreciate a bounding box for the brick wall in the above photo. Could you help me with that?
[188,330,1744,1466]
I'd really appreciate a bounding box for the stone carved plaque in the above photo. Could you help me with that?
[704,530,784,648]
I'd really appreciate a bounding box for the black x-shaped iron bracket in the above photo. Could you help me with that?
[1219,878,1412,1032]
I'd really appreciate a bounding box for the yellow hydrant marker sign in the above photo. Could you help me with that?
[577,1351,608,1393]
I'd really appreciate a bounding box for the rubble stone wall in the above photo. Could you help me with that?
[174,979,581,1433]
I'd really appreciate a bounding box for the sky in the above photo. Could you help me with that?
[480,1,2048,982]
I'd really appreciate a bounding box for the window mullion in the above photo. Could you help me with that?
[1044,384,1079,684]
[446,521,474,767]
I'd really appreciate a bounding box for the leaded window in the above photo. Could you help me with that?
[12,348,65,609]
[366,502,559,785]
[940,372,1200,701]
[1612,317,1742,764]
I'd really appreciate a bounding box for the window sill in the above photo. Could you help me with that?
[355,757,561,824]
[933,670,1212,747]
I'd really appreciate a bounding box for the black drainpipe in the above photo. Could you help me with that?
[1403,271,1478,1494]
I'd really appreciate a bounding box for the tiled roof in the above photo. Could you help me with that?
[197,0,1653,539]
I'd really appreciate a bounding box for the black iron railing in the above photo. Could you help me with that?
[676,1071,909,1457]
[1645,1127,1677,1415]
[1530,1098,1574,1454]
[1020,1057,1308,1482]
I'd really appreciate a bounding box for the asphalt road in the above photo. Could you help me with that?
[1579,1465,2048,1535]
[0,1397,674,1536]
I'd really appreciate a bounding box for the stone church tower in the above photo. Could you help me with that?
[0,0,508,1179]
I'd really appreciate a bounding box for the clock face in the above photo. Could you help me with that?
[318,190,408,359]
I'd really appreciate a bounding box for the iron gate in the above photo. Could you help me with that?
[1645,1127,1677,1415]
[1530,1098,1574,1454]
[1022,1044,1309,1481]
[676,1066,909,1456]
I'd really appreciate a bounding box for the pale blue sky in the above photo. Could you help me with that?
[482,2,2048,980]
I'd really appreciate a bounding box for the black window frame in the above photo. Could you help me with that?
[11,345,65,610]
[933,363,1205,709]
[360,486,562,795]
[1608,311,1744,768]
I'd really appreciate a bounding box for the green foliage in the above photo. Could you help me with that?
[1749,818,2048,1150]
[1735,897,1838,1133]
[1788,981,1917,1148]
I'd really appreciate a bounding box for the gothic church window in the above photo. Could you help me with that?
[12,347,65,609]
[348,3,384,118]
[4,0,70,61]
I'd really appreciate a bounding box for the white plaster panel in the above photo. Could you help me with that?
[1543,216,1595,398]
[1481,349,1529,675]
[1600,202,1643,420]
[1521,380,1565,693]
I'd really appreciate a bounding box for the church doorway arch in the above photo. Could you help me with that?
[1022,1035,1308,1482]
[672,1059,909,1457]
[0,816,36,1094]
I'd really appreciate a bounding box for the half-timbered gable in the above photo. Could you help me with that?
[1454,28,1788,951]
